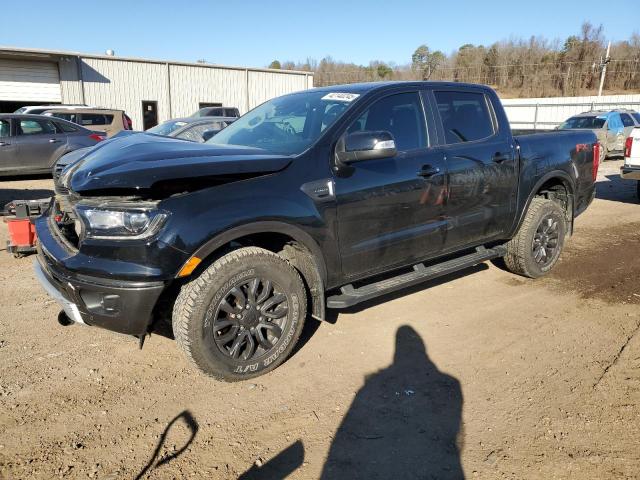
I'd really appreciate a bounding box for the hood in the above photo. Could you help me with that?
[66,133,292,195]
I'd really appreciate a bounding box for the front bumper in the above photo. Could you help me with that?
[33,205,168,336]
[621,165,640,181]
[34,246,165,335]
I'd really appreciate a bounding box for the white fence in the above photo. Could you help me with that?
[501,94,640,130]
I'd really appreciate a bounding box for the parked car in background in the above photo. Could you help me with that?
[0,114,104,176]
[147,116,236,142]
[559,109,640,159]
[43,108,132,137]
[14,104,96,115]
[191,106,240,118]
[621,127,640,201]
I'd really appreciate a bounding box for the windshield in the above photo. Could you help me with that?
[207,90,357,155]
[560,116,606,129]
[147,120,188,136]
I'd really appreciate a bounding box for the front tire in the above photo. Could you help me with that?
[503,197,567,278]
[172,247,307,381]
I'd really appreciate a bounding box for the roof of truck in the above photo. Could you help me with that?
[307,81,493,94]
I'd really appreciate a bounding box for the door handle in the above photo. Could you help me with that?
[418,165,441,178]
[492,152,510,164]
[49,138,61,143]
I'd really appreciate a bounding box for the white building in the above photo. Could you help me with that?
[0,46,314,130]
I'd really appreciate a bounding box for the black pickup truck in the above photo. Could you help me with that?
[35,82,599,380]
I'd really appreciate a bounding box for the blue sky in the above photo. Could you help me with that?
[1,0,638,68]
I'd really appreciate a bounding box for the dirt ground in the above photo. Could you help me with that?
[1,160,639,479]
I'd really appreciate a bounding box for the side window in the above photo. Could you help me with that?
[80,114,114,126]
[18,119,57,136]
[178,124,211,142]
[48,112,78,124]
[621,114,635,127]
[434,91,495,144]
[56,121,78,133]
[348,92,427,151]
[0,120,10,138]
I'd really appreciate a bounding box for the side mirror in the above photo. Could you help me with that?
[335,130,397,164]
[202,129,220,142]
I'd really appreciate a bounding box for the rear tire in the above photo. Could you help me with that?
[172,247,307,381]
[503,197,567,278]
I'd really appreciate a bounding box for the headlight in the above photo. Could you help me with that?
[75,204,168,240]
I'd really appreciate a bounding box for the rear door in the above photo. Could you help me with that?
[334,90,447,279]
[428,88,517,250]
[0,118,20,173]
[13,118,69,171]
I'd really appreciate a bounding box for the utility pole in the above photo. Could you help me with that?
[597,41,611,97]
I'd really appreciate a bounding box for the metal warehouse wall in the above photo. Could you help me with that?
[59,56,313,130]
[501,94,640,130]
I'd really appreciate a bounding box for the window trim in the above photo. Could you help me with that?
[431,89,498,147]
[337,89,431,154]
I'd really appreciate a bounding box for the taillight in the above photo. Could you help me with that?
[592,142,601,181]
[123,113,133,130]
[624,136,633,158]
[89,133,106,142]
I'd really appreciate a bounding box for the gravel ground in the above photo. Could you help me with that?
[0,160,639,479]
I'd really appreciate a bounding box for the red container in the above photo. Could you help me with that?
[6,218,37,247]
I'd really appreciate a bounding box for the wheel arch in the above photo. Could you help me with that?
[514,171,575,236]
[188,221,327,321]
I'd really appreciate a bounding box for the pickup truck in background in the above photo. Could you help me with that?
[34,82,599,381]
[621,127,640,201]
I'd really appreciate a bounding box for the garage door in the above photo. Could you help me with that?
[0,59,61,102]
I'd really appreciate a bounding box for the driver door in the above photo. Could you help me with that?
[334,91,447,280]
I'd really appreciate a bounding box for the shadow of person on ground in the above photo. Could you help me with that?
[320,325,464,480]
[134,410,199,480]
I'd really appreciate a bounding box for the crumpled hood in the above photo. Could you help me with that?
[67,133,292,194]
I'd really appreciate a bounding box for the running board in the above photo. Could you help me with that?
[327,245,506,309]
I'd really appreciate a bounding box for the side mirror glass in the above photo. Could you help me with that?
[336,130,397,164]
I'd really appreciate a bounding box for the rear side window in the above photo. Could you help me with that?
[0,119,9,138]
[348,92,427,151]
[621,113,635,127]
[18,119,57,135]
[56,121,78,133]
[434,91,494,144]
[48,112,78,124]
[632,113,640,124]
[225,108,239,117]
[80,114,114,126]
[177,123,217,142]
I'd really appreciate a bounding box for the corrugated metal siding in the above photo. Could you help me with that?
[502,94,640,129]
[248,71,310,109]
[58,59,83,104]
[0,59,61,102]
[168,65,247,118]
[80,58,170,130]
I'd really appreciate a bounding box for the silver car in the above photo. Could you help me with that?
[559,109,640,159]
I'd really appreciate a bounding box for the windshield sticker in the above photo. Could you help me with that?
[596,115,607,119]
[321,92,360,103]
